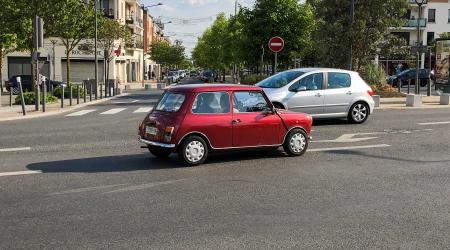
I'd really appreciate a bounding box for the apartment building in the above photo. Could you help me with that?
[1,0,165,86]
[381,0,450,75]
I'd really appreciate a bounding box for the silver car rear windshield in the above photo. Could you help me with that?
[257,71,305,88]
[155,92,185,112]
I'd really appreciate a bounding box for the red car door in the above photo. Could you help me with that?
[232,91,283,147]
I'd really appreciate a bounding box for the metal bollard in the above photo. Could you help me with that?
[61,85,65,108]
[69,84,73,106]
[83,82,87,103]
[397,80,401,93]
[42,77,47,112]
[407,79,411,94]
[89,83,92,102]
[9,87,12,106]
[77,85,80,104]
[100,84,103,99]
[17,77,26,116]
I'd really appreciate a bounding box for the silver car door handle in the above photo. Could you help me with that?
[347,91,352,95]
[315,93,322,97]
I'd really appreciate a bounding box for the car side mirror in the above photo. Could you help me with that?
[262,107,274,115]
[297,86,307,92]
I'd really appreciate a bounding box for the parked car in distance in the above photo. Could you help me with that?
[5,75,62,94]
[388,68,435,87]
[168,71,180,83]
[179,70,187,79]
[189,71,199,78]
[200,70,216,82]
[138,84,313,165]
[257,68,375,124]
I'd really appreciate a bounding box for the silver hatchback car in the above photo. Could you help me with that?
[257,68,375,124]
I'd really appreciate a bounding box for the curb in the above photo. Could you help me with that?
[0,93,131,122]
[376,104,450,110]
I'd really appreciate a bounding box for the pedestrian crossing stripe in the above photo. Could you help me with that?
[100,108,127,115]
[66,107,153,116]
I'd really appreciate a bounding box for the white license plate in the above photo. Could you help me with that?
[145,126,158,136]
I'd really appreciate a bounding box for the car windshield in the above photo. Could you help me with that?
[155,92,186,112]
[168,72,177,76]
[257,71,305,88]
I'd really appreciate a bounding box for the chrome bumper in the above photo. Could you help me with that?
[139,137,176,148]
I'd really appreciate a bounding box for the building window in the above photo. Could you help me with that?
[428,9,436,23]
[427,32,435,45]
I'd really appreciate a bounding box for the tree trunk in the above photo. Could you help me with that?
[30,49,35,91]
[222,69,225,82]
[0,47,3,93]
[66,47,71,87]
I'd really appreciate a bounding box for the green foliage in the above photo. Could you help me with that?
[98,16,131,62]
[15,92,58,105]
[379,34,414,60]
[359,63,387,86]
[240,75,267,85]
[53,85,85,99]
[149,41,186,68]
[311,0,408,70]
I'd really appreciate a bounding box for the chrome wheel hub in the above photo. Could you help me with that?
[185,141,205,163]
[290,133,306,153]
[352,104,367,122]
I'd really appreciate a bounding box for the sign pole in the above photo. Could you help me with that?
[274,52,278,75]
[17,77,26,116]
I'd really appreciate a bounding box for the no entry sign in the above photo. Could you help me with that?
[268,37,284,53]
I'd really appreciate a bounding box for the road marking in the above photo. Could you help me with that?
[0,147,31,152]
[51,184,126,195]
[418,121,450,125]
[100,108,127,115]
[0,170,42,177]
[104,179,185,194]
[309,144,391,152]
[133,107,153,113]
[313,132,383,143]
[113,100,138,104]
[66,109,96,116]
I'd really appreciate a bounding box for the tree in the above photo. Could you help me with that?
[149,41,186,71]
[45,0,94,86]
[0,0,20,86]
[97,16,131,86]
[311,0,408,71]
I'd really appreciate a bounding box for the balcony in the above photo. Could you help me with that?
[404,18,427,28]
[126,36,144,49]
[125,15,143,28]
[408,0,427,6]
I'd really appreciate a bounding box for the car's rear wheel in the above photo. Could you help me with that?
[179,136,208,166]
[348,102,369,124]
[148,147,172,158]
[283,129,308,156]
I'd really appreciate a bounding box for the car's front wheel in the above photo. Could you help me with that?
[149,147,172,158]
[179,136,208,166]
[283,129,308,156]
[348,102,369,124]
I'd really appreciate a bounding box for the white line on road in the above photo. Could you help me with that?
[51,184,127,195]
[418,121,450,125]
[100,108,127,115]
[0,147,31,152]
[104,179,185,194]
[133,107,153,113]
[0,170,42,177]
[309,144,391,152]
[66,109,96,117]
[113,100,138,104]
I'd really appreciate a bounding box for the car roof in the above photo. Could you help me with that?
[285,67,357,74]
[167,84,261,93]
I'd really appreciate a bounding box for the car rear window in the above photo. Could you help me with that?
[257,71,304,88]
[155,92,185,112]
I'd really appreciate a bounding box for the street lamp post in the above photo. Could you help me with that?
[415,0,427,95]
[94,0,98,99]
[349,0,355,70]
[141,3,163,88]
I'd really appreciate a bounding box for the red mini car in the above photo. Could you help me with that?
[138,84,313,165]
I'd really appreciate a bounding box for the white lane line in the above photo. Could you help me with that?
[133,107,153,113]
[104,179,185,194]
[309,144,391,152]
[100,108,127,115]
[0,147,31,152]
[66,109,96,117]
[0,170,42,177]
[50,184,126,195]
[418,121,450,125]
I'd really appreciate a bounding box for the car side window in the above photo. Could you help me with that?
[233,91,269,113]
[289,73,323,92]
[192,92,230,114]
[327,72,351,89]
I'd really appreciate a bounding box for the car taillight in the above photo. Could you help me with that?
[367,89,374,96]
[164,127,174,142]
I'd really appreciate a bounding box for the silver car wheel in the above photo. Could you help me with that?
[185,140,205,163]
[289,133,306,153]
[352,104,367,122]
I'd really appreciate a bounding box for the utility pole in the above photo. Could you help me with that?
[94,0,98,99]
[349,0,355,70]
[233,0,238,83]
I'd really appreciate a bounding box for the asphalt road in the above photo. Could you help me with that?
[1,82,450,249]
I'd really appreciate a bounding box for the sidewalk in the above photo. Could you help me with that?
[0,92,130,122]
[378,95,450,109]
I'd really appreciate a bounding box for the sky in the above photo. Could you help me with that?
[141,0,256,56]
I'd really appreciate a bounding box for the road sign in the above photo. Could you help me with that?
[268,37,284,53]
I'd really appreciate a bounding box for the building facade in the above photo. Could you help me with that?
[1,0,165,86]
[382,0,450,75]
